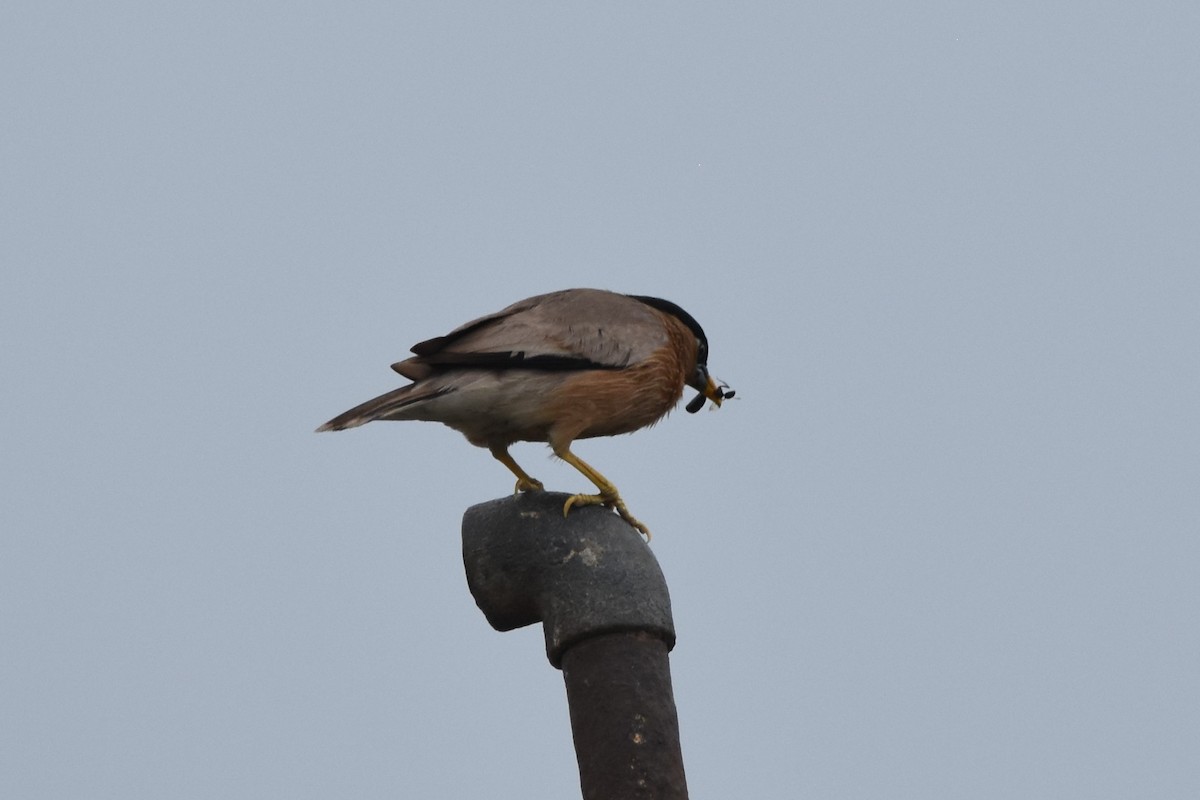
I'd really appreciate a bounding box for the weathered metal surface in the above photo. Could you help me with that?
[462,492,688,799]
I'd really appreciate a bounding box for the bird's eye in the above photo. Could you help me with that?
[696,339,708,363]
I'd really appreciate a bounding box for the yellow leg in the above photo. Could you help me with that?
[553,444,651,540]
[490,447,544,494]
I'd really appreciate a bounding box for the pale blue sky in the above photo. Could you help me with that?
[3,3,1197,798]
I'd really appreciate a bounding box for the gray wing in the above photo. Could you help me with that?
[395,289,669,375]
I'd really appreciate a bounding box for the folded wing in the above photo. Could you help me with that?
[392,289,669,379]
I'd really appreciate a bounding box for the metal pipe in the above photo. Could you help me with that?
[463,491,689,799]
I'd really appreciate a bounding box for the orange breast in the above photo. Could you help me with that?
[544,310,697,445]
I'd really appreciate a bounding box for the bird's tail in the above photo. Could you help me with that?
[315,384,448,432]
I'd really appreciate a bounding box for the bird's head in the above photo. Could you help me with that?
[685,338,734,413]
[629,294,735,414]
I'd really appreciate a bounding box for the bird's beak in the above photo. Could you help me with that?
[703,374,724,407]
[686,371,735,413]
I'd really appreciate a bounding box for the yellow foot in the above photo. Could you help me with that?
[562,493,652,541]
[513,476,545,495]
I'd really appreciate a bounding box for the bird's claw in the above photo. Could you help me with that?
[562,493,652,541]
[513,476,544,495]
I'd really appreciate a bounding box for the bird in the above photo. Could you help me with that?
[316,288,733,538]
